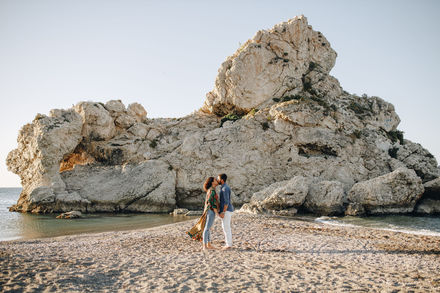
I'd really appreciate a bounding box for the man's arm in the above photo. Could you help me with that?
[221,187,230,213]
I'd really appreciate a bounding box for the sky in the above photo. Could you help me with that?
[1,0,439,187]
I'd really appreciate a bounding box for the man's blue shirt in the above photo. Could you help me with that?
[219,183,234,212]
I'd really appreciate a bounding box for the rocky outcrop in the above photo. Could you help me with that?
[413,178,440,215]
[422,177,440,200]
[6,16,439,215]
[303,180,346,215]
[241,176,310,215]
[393,140,439,182]
[415,199,440,214]
[203,15,338,116]
[346,168,424,215]
[56,211,82,219]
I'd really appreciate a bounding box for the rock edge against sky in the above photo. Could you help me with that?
[6,15,440,216]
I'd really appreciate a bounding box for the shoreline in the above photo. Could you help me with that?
[1,213,439,291]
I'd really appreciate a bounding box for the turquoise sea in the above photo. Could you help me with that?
[1,188,439,241]
[0,188,193,242]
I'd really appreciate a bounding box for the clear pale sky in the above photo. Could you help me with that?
[1,0,439,187]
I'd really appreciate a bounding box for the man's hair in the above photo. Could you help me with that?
[218,173,227,183]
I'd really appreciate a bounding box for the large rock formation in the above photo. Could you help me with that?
[346,168,424,215]
[6,16,439,215]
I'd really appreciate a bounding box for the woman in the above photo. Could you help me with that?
[187,177,219,250]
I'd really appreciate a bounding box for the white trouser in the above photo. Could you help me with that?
[221,211,233,247]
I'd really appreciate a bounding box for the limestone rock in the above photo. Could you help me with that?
[394,140,439,182]
[59,160,176,213]
[127,123,149,138]
[347,168,424,215]
[304,180,345,215]
[423,177,440,200]
[243,176,310,213]
[415,198,440,214]
[127,103,147,122]
[172,208,189,216]
[345,203,365,216]
[115,113,137,129]
[74,102,115,140]
[203,15,338,116]
[7,109,83,213]
[185,210,203,216]
[6,16,438,217]
[56,211,82,219]
[270,208,298,217]
[104,100,126,115]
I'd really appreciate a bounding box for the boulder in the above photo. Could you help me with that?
[104,100,126,115]
[115,113,137,129]
[172,208,189,216]
[347,168,424,215]
[345,203,365,216]
[242,176,310,214]
[270,208,298,217]
[56,211,82,219]
[415,199,440,214]
[394,140,439,182]
[304,180,345,215]
[74,102,115,140]
[422,177,440,200]
[127,103,147,122]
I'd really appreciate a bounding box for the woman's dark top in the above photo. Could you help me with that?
[206,188,219,211]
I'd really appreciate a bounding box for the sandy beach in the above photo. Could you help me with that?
[1,213,439,292]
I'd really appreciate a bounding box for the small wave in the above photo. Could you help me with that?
[315,217,358,228]
[380,227,440,237]
[315,216,440,237]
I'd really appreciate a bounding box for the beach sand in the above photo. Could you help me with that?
[1,213,439,292]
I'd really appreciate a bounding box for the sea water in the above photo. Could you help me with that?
[2,188,440,241]
[316,214,440,236]
[0,188,193,242]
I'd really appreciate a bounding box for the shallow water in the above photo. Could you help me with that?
[2,188,440,241]
[0,188,193,241]
[316,214,440,236]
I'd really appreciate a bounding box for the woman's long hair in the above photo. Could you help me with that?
[203,177,215,192]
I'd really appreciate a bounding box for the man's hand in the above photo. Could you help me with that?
[219,212,225,219]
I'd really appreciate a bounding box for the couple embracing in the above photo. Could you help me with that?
[187,173,234,250]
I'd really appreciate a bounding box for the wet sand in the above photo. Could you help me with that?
[1,213,439,292]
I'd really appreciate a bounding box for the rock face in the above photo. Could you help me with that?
[414,178,440,215]
[6,16,439,215]
[241,176,310,215]
[422,178,440,200]
[415,199,440,214]
[59,160,176,213]
[203,15,337,116]
[346,168,424,215]
[304,180,345,215]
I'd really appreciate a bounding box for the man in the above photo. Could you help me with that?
[217,173,234,249]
